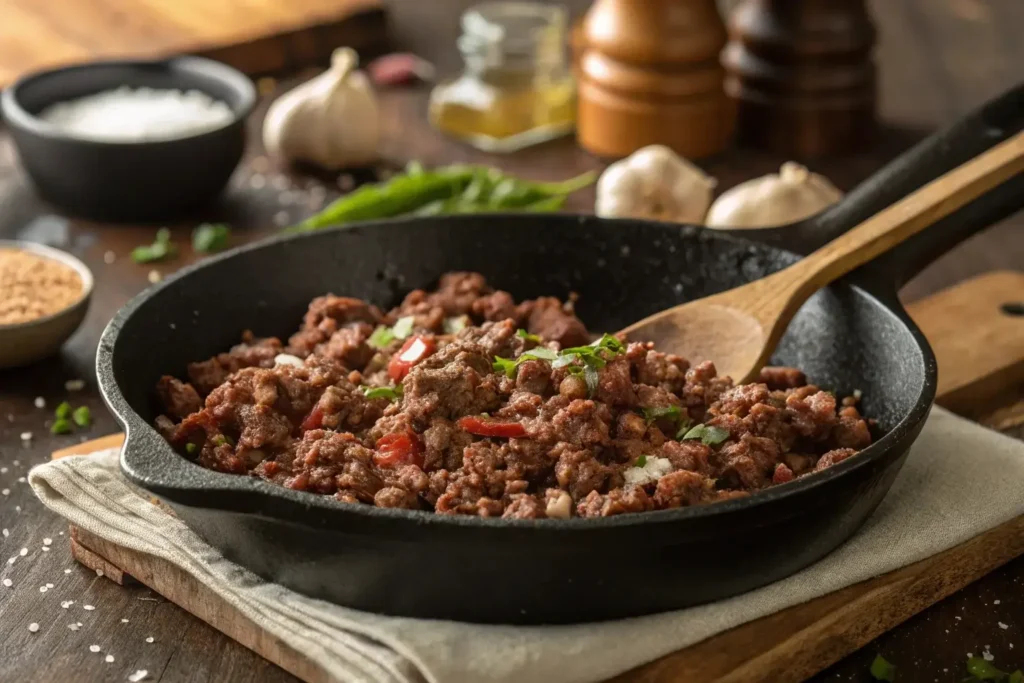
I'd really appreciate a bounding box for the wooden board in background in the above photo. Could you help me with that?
[54,271,1024,683]
[0,0,388,87]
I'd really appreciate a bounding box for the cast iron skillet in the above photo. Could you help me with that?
[98,84,1024,625]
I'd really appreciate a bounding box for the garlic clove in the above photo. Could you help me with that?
[594,145,716,223]
[705,163,842,229]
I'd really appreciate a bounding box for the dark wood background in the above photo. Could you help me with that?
[1,1,1022,681]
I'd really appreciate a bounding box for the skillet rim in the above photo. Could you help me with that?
[99,214,936,533]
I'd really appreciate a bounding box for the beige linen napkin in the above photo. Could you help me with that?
[30,407,1024,683]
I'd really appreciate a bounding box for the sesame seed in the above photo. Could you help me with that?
[34,396,46,408]
[89,645,100,653]
[105,655,115,663]
[43,538,52,545]
[65,379,86,391]
[2,579,11,587]
[83,605,95,611]
[147,270,161,284]
[28,623,39,633]
[145,637,154,643]
[21,432,33,441]
[104,251,116,264]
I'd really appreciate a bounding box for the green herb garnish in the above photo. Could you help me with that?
[185,443,198,455]
[391,316,415,340]
[362,385,403,401]
[634,455,648,468]
[642,405,682,425]
[966,657,1023,682]
[192,223,231,253]
[492,347,558,377]
[869,654,896,682]
[50,419,72,435]
[493,333,624,391]
[674,417,694,439]
[680,424,731,446]
[516,329,543,344]
[212,434,234,447]
[132,228,176,263]
[368,326,395,349]
[71,406,91,427]
[492,356,520,377]
[55,401,71,419]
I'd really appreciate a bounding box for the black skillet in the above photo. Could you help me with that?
[98,84,1024,625]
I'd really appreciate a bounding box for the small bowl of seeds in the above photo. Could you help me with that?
[0,240,93,369]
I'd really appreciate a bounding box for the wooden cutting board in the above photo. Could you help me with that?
[0,0,387,87]
[53,270,1024,683]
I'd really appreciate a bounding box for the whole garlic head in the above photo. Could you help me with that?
[705,162,843,229]
[595,145,716,224]
[262,47,380,169]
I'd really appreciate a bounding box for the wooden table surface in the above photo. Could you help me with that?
[1,1,1023,681]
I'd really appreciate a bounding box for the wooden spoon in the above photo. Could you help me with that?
[619,130,1024,384]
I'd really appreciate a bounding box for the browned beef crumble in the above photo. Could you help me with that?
[155,272,872,519]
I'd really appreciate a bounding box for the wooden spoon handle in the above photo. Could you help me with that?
[767,129,1024,307]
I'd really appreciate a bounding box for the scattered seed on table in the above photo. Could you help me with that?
[2,579,12,587]
[64,568,72,574]
[68,623,80,631]
[120,618,129,623]
[46,583,53,588]
[61,600,74,608]
[145,637,154,643]
[994,599,1001,604]
[129,670,150,682]
[2,528,7,537]
[43,538,52,546]
[41,547,50,552]
[999,622,1009,629]
[34,396,46,408]
[39,586,48,593]
[19,548,27,556]
[2,489,10,496]
[17,477,25,483]
[96,569,104,577]
[7,557,15,565]
[28,623,39,633]
[89,645,100,653]
[105,655,115,663]
[83,605,95,611]
[65,379,85,391]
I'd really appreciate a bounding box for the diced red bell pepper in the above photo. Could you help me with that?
[374,430,425,469]
[387,335,436,381]
[300,405,324,431]
[456,416,528,438]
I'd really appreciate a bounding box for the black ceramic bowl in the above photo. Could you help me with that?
[1,57,256,222]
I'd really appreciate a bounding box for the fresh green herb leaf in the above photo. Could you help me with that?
[132,228,176,263]
[870,654,896,682]
[71,406,91,427]
[368,325,396,349]
[51,419,72,435]
[192,223,231,253]
[392,316,415,340]
[966,657,1010,681]
[55,401,71,419]
[702,426,731,446]
[185,443,198,455]
[522,347,558,362]
[634,455,647,468]
[589,333,625,355]
[681,424,705,441]
[443,316,469,334]
[516,329,543,343]
[362,385,403,401]
[642,405,682,425]
[583,363,600,397]
[674,417,694,439]
[493,356,519,378]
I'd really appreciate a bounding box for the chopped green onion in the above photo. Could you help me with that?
[132,228,176,263]
[368,325,396,349]
[391,316,415,340]
[55,401,71,419]
[869,655,896,682]
[641,405,682,424]
[493,357,520,378]
[680,424,731,446]
[50,419,72,435]
[71,406,91,427]
[634,455,647,468]
[523,347,558,362]
[362,385,403,401]
[185,443,198,455]
[192,223,231,253]
[516,329,543,343]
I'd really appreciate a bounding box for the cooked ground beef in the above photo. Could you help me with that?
[155,272,872,519]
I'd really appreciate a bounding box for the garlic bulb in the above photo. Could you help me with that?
[705,162,842,229]
[262,48,380,169]
[595,145,716,223]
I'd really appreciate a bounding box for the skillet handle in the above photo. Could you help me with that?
[743,82,1024,288]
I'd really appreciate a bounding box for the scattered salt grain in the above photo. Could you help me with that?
[2,579,11,587]
[121,618,129,623]
[999,622,1009,630]
[956,616,962,621]
[89,645,101,653]
[61,600,74,608]
[145,637,154,643]
[28,623,39,633]
[994,599,1001,604]
[43,537,52,546]
[19,548,27,556]
[39,586,48,593]
[105,655,115,663]
[65,568,72,574]
[83,604,95,611]
[41,547,50,552]
[46,583,53,588]
[34,396,46,408]
[65,379,86,391]
[39,87,233,143]
[2,489,10,496]
[7,557,15,565]
[2,528,7,537]
[129,669,150,682]
[982,648,994,662]
[104,251,116,264]
[68,623,80,631]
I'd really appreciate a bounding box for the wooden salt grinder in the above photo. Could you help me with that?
[575,0,736,159]
[722,0,877,158]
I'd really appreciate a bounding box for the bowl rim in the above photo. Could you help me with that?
[0,239,94,332]
[0,55,257,147]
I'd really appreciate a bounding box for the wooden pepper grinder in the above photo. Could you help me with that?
[575,0,735,159]
[722,0,877,157]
